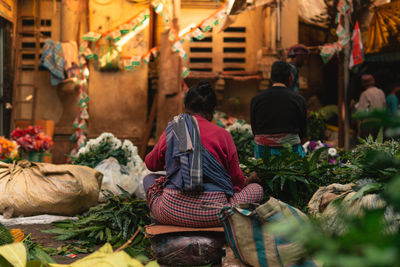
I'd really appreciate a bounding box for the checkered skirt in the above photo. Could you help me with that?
[147,180,264,227]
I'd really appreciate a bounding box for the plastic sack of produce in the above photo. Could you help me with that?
[95,157,139,201]
[0,160,103,217]
[73,133,148,200]
[95,157,149,201]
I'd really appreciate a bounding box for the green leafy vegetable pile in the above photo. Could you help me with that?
[44,188,151,257]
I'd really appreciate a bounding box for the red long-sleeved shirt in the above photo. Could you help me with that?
[145,114,245,191]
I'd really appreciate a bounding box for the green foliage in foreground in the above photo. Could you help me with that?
[270,175,400,267]
[268,110,400,267]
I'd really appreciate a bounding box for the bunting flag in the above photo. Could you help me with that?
[142,51,151,64]
[123,58,134,70]
[320,0,352,63]
[172,40,187,60]
[82,32,102,42]
[71,42,91,155]
[123,56,142,70]
[182,67,190,78]
[191,28,205,40]
[105,9,150,41]
[349,21,364,69]
[152,0,171,29]
[336,24,350,47]
[151,47,160,60]
[200,19,213,33]
[119,24,131,35]
[320,43,341,64]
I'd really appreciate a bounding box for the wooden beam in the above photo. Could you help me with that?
[139,92,158,159]
[155,31,182,139]
[338,53,345,148]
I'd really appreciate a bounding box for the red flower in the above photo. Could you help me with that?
[11,125,53,152]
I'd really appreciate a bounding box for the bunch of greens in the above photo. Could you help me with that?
[23,234,55,264]
[44,188,151,257]
[307,111,327,141]
[307,105,338,141]
[242,146,345,209]
[0,223,13,246]
[0,223,55,265]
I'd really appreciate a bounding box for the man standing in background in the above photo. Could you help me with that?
[250,61,307,159]
[354,74,386,138]
[355,74,386,112]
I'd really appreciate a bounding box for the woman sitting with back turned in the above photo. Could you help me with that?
[143,81,263,227]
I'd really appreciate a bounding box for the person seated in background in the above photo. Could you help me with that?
[386,84,400,116]
[250,61,307,159]
[143,81,263,228]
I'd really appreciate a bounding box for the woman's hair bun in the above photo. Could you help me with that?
[184,81,216,116]
[197,81,212,96]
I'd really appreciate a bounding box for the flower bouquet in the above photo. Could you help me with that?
[71,133,149,199]
[303,140,341,165]
[11,126,53,162]
[0,137,19,162]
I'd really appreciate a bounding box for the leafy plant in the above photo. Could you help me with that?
[226,123,254,163]
[44,188,151,257]
[307,111,327,141]
[242,146,342,209]
[23,234,55,264]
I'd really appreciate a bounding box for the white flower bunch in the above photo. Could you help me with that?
[226,122,253,135]
[328,148,337,157]
[77,132,122,155]
[77,133,145,176]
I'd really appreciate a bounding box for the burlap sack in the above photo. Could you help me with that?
[307,183,354,216]
[308,183,398,234]
[0,160,103,217]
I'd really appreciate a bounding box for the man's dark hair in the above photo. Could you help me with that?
[184,81,216,116]
[271,61,292,84]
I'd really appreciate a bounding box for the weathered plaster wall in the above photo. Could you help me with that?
[281,0,299,50]
[88,0,149,139]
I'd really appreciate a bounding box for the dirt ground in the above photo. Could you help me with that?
[5,224,231,266]
[6,224,95,264]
